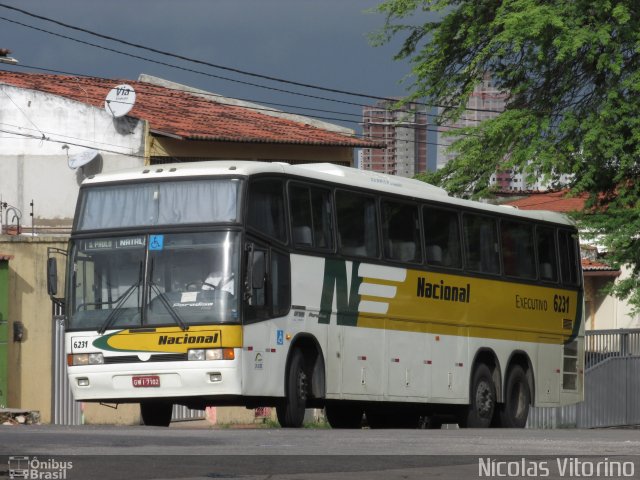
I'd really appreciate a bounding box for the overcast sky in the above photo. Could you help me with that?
[0,0,424,134]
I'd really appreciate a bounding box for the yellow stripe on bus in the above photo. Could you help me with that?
[357,269,578,344]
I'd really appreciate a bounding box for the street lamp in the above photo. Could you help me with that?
[0,49,18,65]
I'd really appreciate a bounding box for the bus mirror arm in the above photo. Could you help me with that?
[46,247,67,309]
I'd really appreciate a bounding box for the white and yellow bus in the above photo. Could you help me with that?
[56,161,584,428]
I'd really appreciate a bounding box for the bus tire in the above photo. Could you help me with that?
[276,348,307,428]
[325,403,363,429]
[461,363,496,428]
[497,365,530,428]
[140,401,173,427]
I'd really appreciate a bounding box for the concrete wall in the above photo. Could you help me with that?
[0,235,67,423]
[0,84,146,229]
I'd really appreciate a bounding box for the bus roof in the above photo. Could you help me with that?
[82,160,575,227]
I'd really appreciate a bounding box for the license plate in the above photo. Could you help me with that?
[132,375,160,388]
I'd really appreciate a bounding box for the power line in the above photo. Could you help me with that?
[0,126,146,159]
[0,16,493,126]
[0,3,506,115]
[3,62,481,141]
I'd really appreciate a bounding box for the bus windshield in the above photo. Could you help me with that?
[67,231,241,331]
[76,179,241,230]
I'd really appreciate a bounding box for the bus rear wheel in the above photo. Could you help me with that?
[140,401,173,427]
[276,348,307,428]
[461,363,496,428]
[325,403,363,429]
[497,365,531,428]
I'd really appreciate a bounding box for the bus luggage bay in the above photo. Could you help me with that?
[55,161,584,428]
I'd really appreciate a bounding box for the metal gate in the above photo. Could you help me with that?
[528,329,640,429]
[52,303,83,425]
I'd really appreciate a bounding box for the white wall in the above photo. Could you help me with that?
[591,266,640,330]
[0,84,146,227]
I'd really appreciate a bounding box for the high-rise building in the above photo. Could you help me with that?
[437,76,570,192]
[361,100,429,177]
[437,75,508,169]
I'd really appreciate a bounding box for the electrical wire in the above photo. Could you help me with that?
[0,3,506,115]
[2,62,482,142]
[0,3,506,114]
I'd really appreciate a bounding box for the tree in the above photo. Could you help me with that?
[374,0,640,310]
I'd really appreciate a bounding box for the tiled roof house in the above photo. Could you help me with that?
[0,71,381,231]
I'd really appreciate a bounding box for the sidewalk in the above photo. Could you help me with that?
[0,408,40,425]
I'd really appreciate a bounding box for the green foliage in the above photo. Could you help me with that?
[375,0,640,310]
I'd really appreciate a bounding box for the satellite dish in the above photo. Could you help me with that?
[105,84,136,117]
[68,149,99,170]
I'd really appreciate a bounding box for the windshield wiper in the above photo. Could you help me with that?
[147,259,189,331]
[97,261,143,334]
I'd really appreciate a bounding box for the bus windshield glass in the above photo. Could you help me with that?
[67,231,241,331]
[76,179,241,230]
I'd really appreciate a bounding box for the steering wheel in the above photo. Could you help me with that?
[185,281,203,291]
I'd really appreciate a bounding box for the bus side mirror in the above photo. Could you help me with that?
[47,257,58,296]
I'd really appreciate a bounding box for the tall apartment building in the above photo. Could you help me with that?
[437,75,508,169]
[361,100,429,177]
[438,76,570,192]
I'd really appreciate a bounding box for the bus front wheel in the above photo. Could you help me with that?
[461,363,496,428]
[276,348,307,428]
[140,401,173,427]
[497,365,531,428]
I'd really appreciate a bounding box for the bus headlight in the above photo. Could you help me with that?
[188,348,235,361]
[67,353,104,366]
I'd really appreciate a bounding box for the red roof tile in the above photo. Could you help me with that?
[581,258,619,275]
[504,191,588,213]
[0,72,380,148]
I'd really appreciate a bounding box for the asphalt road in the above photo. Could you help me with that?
[1,424,639,479]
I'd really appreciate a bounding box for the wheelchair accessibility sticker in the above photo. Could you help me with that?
[276,329,284,345]
[149,235,164,251]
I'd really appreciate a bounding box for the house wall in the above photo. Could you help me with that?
[0,84,146,229]
[0,235,67,423]
[585,267,640,330]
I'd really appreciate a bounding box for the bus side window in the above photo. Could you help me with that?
[423,206,462,268]
[501,220,535,279]
[536,226,558,282]
[381,199,421,263]
[288,184,333,249]
[247,179,287,243]
[463,214,500,274]
[336,190,378,258]
[558,230,580,286]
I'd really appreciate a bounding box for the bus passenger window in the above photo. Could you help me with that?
[501,221,535,279]
[336,190,378,258]
[288,184,333,249]
[536,227,558,282]
[381,200,421,263]
[247,179,287,242]
[463,214,500,274]
[423,207,462,268]
[558,230,580,286]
